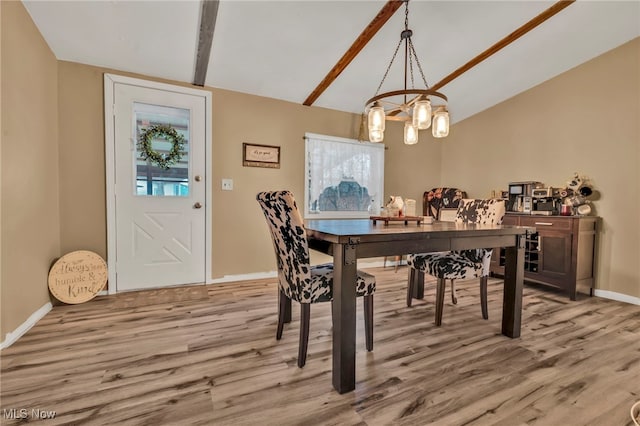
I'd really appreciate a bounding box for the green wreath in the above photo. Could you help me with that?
[138,124,186,170]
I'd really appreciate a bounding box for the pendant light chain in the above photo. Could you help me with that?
[365,0,450,143]
[404,1,409,32]
[374,40,402,97]
[408,39,430,89]
[408,41,415,89]
[373,0,410,97]
[405,0,429,89]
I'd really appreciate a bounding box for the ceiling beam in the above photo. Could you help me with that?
[193,0,220,87]
[303,0,404,107]
[431,0,576,91]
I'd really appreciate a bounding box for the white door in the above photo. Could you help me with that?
[105,75,211,292]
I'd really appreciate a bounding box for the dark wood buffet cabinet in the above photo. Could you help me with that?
[490,214,598,300]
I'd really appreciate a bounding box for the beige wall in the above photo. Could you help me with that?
[2,1,637,341]
[211,87,362,274]
[1,1,60,338]
[57,62,441,280]
[384,120,443,211]
[441,37,640,298]
[57,64,107,257]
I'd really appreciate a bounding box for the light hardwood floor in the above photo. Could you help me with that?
[1,267,639,425]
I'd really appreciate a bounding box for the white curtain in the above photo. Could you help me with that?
[305,133,384,219]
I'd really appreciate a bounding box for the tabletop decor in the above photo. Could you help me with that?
[370,215,423,225]
[138,124,186,169]
[559,172,595,215]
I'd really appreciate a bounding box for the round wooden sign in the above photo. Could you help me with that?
[48,250,107,304]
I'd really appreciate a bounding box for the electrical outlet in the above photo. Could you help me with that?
[221,178,233,191]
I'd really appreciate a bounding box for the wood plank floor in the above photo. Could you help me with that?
[1,267,639,425]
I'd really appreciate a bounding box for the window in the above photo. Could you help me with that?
[304,133,384,219]
[134,102,190,197]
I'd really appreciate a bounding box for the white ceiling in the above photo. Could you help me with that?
[23,0,640,124]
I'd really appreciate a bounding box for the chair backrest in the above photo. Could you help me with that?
[256,191,311,302]
[455,198,506,225]
[423,188,467,218]
[455,199,506,274]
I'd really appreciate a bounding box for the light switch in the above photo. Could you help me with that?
[221,178,233,191]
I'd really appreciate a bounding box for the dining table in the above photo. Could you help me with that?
[305,218,533,394]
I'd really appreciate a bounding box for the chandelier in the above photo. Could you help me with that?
[365,0,449,145]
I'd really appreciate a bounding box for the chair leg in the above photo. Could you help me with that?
[298,304,310,368]
[364,295,374,352]
[450,279,458,305]
[276,288,287,340]
[435,277,446,326]
[284,293,292,324]
[480,276,489,320]
[407,268,415,307]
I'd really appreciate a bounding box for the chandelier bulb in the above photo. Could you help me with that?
[432,108,449,138]
[369,128,384,143]
[413,99,432,130]
[368,104,385,133]
[404,122,418,145]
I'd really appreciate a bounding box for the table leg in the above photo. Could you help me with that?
[332,242,357,393]
[502,235,524,338]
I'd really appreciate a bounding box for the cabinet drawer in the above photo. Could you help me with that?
[519,216,572,230]
[502,215,519,226]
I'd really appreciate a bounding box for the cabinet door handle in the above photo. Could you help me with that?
[538,235,542,252]
[534,222,554,226]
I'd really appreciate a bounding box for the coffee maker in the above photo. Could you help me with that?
[507,181,542,213]
[531,188,559,215]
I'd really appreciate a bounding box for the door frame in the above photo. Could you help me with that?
[104,73,213,294]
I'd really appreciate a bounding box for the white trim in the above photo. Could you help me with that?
[205,89,213,284]
[1,303,52,349]
[104,75,117,295]
[103,73,213,293]
[359,259,387,268]
[207,260,388,285]
[593,289,640,305]
[210,271,278,284]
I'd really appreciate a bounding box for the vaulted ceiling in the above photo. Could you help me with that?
[23,0,640,124]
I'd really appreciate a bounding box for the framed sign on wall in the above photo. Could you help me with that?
[243,143,280,168]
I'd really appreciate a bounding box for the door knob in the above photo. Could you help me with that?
[194,175,202,182]
[194,202,202,209]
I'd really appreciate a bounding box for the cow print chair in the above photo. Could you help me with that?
[406,199,506,326]
[256,190,376,367]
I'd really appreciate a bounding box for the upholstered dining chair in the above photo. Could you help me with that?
[256,190,376,367]
[406,199,506,326]
[383,187,467,272]
[423,187,467,219]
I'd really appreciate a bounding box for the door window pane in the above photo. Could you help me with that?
[134,102,190,197]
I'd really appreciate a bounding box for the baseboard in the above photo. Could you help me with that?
[360,259,388,268]
[208,260,391,285]
[1,302,52,350]
[594,289,640,305]
[210,270,278,284]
